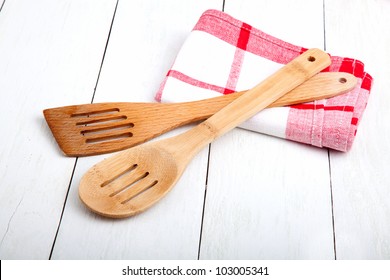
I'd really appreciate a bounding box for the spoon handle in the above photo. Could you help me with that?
[197,48,331,140]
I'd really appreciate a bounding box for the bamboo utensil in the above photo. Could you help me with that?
[78,48,331,218]
[44,72,356,156]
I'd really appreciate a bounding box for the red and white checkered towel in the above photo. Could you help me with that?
[155,9,373,152]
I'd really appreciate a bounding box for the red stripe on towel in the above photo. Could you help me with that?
[167,70,235,94]
[290,104,355,112]
[224,23,252,94]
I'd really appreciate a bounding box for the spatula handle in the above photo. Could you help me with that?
[170,72,356,124]
[198,48,331,140]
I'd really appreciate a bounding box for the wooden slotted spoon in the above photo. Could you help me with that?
[43,72,356,156]
[79,48,331,218]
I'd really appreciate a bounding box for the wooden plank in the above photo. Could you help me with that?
[0,0,117,259]
[51,0,223,259]
[325,0,390,259]
[199,0,335,259]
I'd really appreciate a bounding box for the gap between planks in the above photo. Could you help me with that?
[323,0,337,260]
[48,0,120,259]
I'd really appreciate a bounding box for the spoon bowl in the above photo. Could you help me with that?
[79,143,180,217]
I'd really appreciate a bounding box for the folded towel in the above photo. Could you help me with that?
[155,9,373,152]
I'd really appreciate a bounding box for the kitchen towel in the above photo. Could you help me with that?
[155,9,373,152]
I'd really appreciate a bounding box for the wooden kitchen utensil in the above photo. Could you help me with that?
[79,48,331,218]
[44,72,356,156]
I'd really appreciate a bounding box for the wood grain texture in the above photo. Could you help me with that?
[199,0,336,260]
[76,49,330,218]
[44,72,356,156]
[0,0,118,259]
[325,0,390,259]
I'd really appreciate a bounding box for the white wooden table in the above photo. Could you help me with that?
[0,0,389,260]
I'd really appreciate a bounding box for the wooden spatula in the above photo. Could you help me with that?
[44,71,356,156]
[79,48,331,218]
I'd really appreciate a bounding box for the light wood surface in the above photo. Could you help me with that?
[44,72,356,156]
[0,0,389,260]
